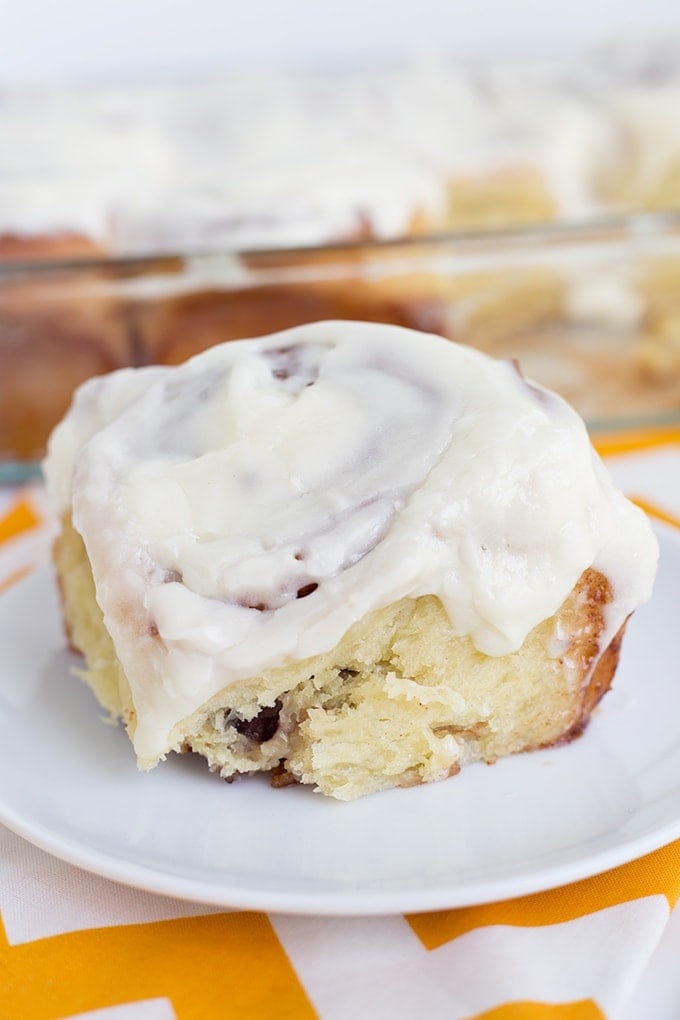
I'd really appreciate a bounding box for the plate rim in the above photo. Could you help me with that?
[2,795,680,916]
[0,524,678,917]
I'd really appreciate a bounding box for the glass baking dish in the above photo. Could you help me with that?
[2,212,680,483]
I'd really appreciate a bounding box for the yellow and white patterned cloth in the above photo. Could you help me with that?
[1,429,679,1020]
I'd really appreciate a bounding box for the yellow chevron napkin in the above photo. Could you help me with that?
[1,428,679,1020]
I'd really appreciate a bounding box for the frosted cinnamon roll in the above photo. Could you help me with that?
[45,321,657,800]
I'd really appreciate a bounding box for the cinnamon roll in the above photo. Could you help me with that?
[45,321,658,800]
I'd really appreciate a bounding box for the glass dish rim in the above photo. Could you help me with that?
[2,210,680,279]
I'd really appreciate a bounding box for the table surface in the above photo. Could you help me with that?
[1,426,680,1020]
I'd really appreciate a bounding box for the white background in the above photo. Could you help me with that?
[1,0,680,83]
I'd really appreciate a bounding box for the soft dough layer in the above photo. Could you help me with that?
[56,510,623,801]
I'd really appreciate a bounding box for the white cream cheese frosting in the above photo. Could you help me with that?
[45,321,658,765]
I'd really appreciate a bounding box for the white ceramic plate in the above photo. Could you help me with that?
[0,526,679,916]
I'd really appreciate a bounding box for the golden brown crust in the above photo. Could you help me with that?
[0,232,106,262]
[553,621,627,746]
[538,568,624,748]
